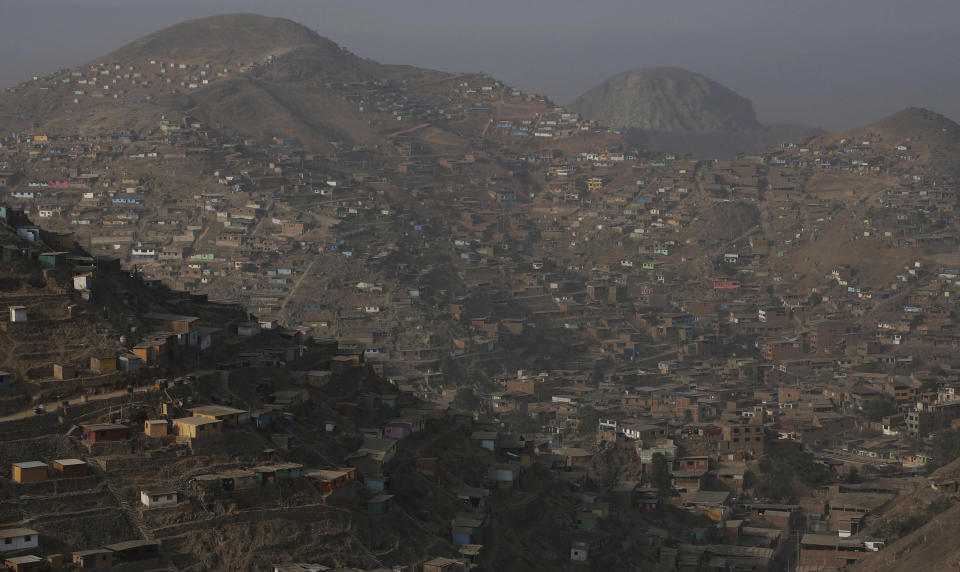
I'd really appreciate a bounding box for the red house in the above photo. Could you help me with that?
[306,468,356,493]
[80,423,129,442]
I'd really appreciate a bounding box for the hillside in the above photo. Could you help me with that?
[812,107,960,179]
[0,13,454,152]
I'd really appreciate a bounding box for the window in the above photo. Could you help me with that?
[5,538,11,544]
[24,536,31,542]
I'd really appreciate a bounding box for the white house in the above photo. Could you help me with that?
[140,489,180,508]
[8,306,26,323]
[0,528,40,552]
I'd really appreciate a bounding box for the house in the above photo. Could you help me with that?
[11,462,47,483]
[0,528,39,552]
[52,363,75,380]
[422,557,468,572]
[189,405,248,425]
[451,514,485,545]
[172,417,222,440]
[5,555,45,571]
[8,306,26,323]
[383,420,414,440]
[305,468,356,493]
[72,549,115,569]
[51,459,87,478]
[366,494,394,515]
[252,463,303,484]
[362,473,389,493]
[117,354,141,372]
[144,419,169,438]
[140,489,180,508]
[89,355,116,373]
[470,431,499,451]
[103,539,161,563]
[80,423,129,442]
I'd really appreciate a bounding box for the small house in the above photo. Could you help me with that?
[8,307,26,323]
[12,462,48,483]
[72,549,115,569]
[252,463,303,484]
[305,468,356,493]
[117,354,141,372]
[52,363,75,380]
[366,494,394,515]
[140,489,180,508]
[470,431,499,451]
[80,423,129,442]
[362,473,389,493]
[172,417,222,440]
[4,555,45,572]
[144,419,169,438]
[103,539,161,563]
[51,459,87,478]
[0,528,40,552]
[89,356,116,373]
[423,557,468,572]
[188,405,248,425]
[383,420,414,440]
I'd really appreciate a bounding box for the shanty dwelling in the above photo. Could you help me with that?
[103,539,161,563]
[72,548,115,569]
[8,306,26,323]
[51,459,88,478]
[11,462,48,484]
[0,528,40,552]
[144,419,169,438]
[188,405,248,425]
[80,423,129,442]
[172,417,222,440]
[140,489,181,508]
[4,555,45,572]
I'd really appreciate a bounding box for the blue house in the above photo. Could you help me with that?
[363,474,388,493]
[366,494,394,515]
[118,354,141,373]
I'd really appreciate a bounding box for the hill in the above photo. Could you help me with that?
[0,13,454,152]
[568,67,760,132]
[813,107,960,179]
[568,67,823,157]
[101,13,337,67]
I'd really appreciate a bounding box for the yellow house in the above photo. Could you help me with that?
[90,356,116,373]
[12,461,48,483]
[587,177,604,192]
[188,405,247,426]
[144,419,169,438]
[172,417,222,439]
[33,135,48,143]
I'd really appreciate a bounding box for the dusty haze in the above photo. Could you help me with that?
[1,0,957,131]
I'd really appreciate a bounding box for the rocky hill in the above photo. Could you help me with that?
[568,67,760,132]
[568,67,823,157]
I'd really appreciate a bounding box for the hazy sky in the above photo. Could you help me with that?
[1,0,958,131]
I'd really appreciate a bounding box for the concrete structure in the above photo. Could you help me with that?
[0,528,40,552]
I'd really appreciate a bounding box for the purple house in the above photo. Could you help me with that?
[383,421,413,440]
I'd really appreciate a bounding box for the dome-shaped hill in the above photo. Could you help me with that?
[856,107,960,146]
[100,13,338,65]
[568,67,760,132]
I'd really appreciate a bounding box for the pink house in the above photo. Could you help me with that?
[383,421,413,440]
